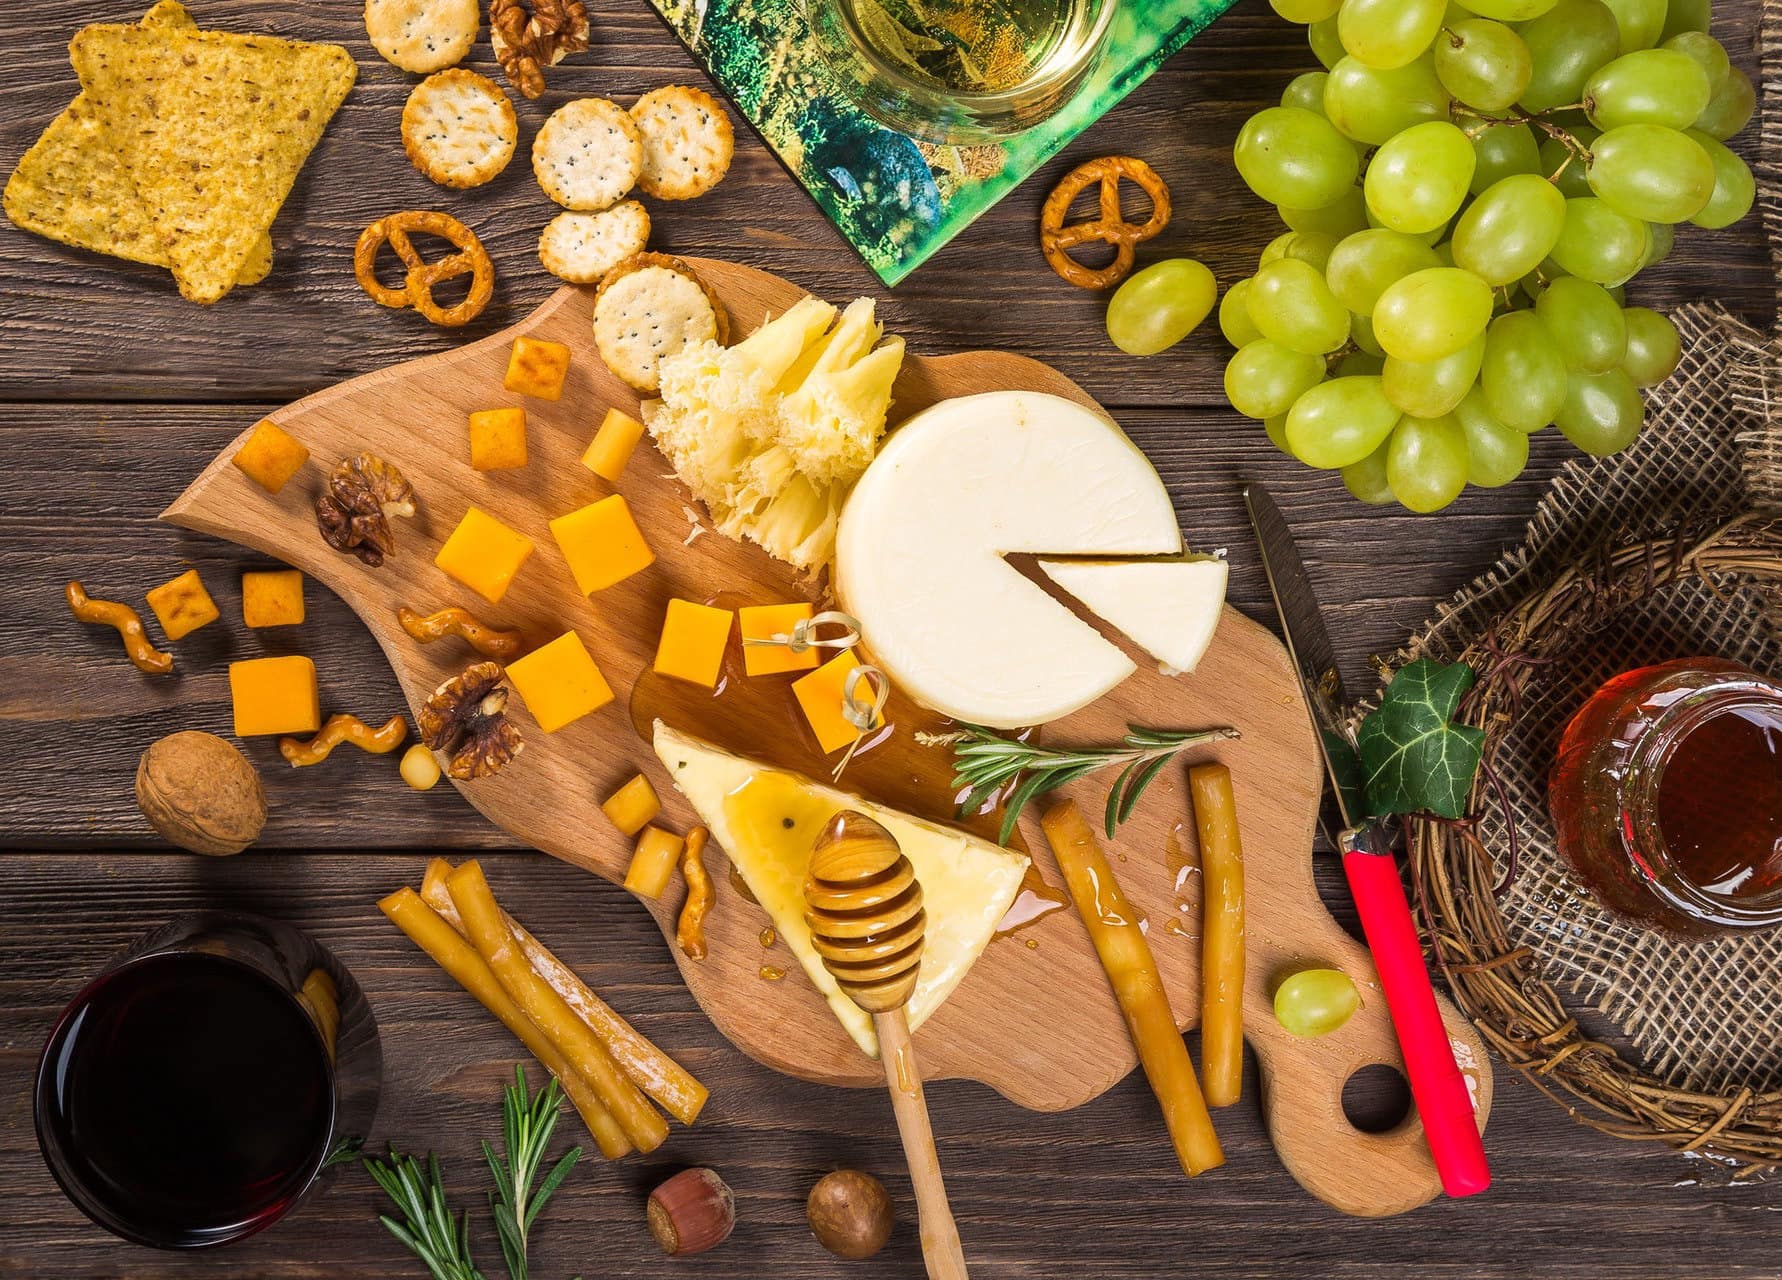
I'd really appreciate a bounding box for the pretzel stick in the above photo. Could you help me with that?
[676,828,714,961]
[1190,763,1245,1108]
[397,605,524,659]
[420,857,708,1125]
[279,714,408,766]
[65,581,172,674]
[377,887,630,1158]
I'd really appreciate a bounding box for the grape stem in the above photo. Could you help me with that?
[1450,104,1592,168]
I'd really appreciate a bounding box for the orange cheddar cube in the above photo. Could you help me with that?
[581,408,646,483]
[229,655,320,737]
[468,407,528,471]
[241,569,305,628]
[549,495,654,596]
[739,602,821,676]
[792,650,883,754]
[653,599,733,688]
[144,569,219,641]
[601,773,661,836]
[504,336,572,401]
[505,631,613,732]
[435,507,535,605]
[232,420,310,494]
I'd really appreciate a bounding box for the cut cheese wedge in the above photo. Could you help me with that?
[836,391,1182,728]
[653,720,1028,1058]
[1038,556,1229,676]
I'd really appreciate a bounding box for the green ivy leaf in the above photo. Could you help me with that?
[1356,659,1485,820]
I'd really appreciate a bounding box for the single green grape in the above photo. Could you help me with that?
[1584,49,1712,129]
[1260,229,1299,264]
[1455,383,1535,451]
[1219,279,1264,347]
[1586,124,1715,222]
[1461,403,1533,484]
[1265,413,1294,454]
[1620,306,1683,384]
[1693,66,1756,139]
[1273,968,1361,1037]
[1434,19,1534,108]
[1663,31,1731,93]
[1600,0,1668,51]
[1451,173,1568,284]
[1248,258,1351,354]
[1372,267,1496,362]
[1534,276,1628,371]
[1280,187,1372,237]
[1285,376,1403,467]
[1643,218,1676,266]
[1234,107,1362,210]
[1518,0,1622,112]
[1606,282,1628,303]
[1106,260,1217,356]
[1342,441,1396,504]
[1482,310,1569,428]
[1382,332,1486,417]
[1274,0,1343,22]
[1454,0,1556,18]
[1685,128,1756,228]
[1339,0,1447,68]
[1351,310,1387,356]
[1386,414,1471,511]
[1310,15,1348,68]
[1659,0,1711,41]
[1364,121,1477,234]
[1556,367,1645,453]
[1539,125,1601,197]
[1549,196,1652,283]
[1324,54,1451,145]
[1471,122,1543,194]
[1283,230,1341,272]
[1325,228,1445,314]
[1225,340,1328,418]
[1282,69,1334,112]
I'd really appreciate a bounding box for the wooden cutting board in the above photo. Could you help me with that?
[166,258,1491,1218]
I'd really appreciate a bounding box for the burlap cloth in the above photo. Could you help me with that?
[1394,0,1782,1095]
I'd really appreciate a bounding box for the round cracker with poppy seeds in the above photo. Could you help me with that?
[401,69,517,189]
[538,200,651,284]
[533,98,643,211]
[365,0,479,74]
[592,253,729,392]
[630,85,734,201]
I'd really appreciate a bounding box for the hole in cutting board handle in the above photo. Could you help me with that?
[1341,1063,1412,1134]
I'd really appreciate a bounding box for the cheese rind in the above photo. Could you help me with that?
[652,721,1028,1057]
[835,391,1182,728]
[1038,557,1229,675]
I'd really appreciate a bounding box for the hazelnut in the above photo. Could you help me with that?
[806,1169,894,1260]
[135,731,267,855]
[647,1167,735,1257]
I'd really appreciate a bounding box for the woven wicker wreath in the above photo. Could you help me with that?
[1404,512,1782,1168]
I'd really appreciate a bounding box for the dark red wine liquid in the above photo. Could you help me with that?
[1656,703,1782,899]
[37,952,334,1247]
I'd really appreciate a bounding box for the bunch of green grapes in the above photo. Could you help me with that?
[1223,0,1754,512]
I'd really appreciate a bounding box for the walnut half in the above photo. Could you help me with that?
[418,661,524,779]
[316,452,416,567]
[490,0,590,99]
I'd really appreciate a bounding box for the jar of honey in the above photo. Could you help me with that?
[1549,658,1782,935]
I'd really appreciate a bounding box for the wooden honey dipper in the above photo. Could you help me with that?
[806,810,970,1280]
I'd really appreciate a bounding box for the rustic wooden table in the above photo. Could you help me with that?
[3,1,1779,1276]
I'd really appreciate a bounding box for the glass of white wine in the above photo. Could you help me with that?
[812,0,1119,143]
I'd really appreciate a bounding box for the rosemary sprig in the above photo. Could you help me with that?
[950,723,1241,844]
[483,1067,582,1280]
[361,1148,487,1280]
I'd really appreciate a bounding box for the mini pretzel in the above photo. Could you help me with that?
[66,581,173,674]
[354,211,495,327]
[280,714,410,767]
[676,826,714,961]
[1040,156,1172,290]
[397,605,525,659]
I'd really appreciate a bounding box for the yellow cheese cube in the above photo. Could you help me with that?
[241,569,305,628]
[792,650,884,754]
[738,602,821,676]
[232,420,310,494]
[581,408,646,483]
[602,773,661,836]
[653,599,733,688]
[468,407,528,471]
[144,569,219,641]
[505,631,613,732]
[229,655,320,737]
[435,507,536,605]
[504,336,572,401]
[549,495,654,596]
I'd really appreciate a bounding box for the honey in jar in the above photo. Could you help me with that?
[1549,658,1782,935]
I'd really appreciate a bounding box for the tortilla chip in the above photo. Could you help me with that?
[2,2,274,284]
[69,24,355,303]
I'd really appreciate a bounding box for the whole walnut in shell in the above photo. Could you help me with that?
[135,731,267,855]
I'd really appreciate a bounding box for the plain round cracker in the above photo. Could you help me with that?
[365,0,479,74]
[630,85,734,201]
[538,201,651,284]
[593,253,729,392]
[401,69,517,190]
[532,98,643,211]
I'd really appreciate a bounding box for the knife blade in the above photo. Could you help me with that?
[1242,480,1490,1200]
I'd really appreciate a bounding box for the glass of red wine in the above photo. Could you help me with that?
[34,912,380,1249]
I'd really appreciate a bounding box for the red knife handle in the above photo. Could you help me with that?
[1342,846,1491,1199]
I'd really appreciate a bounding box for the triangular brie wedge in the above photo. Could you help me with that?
[653,721,1029,1058]
[1038,556,1229,676]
